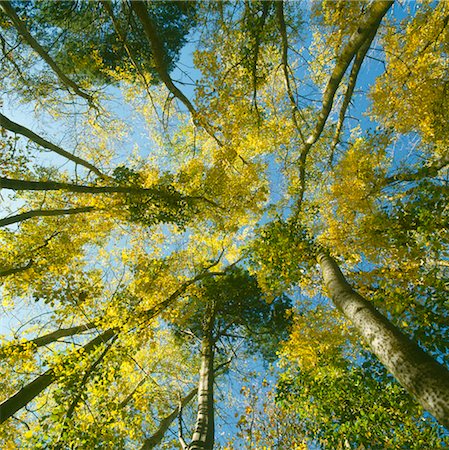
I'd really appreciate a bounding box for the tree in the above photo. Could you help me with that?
[1,0,449,448]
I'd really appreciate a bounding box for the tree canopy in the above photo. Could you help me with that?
[0,1,448,448]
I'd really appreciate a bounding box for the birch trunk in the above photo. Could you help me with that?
[318,253,449,428]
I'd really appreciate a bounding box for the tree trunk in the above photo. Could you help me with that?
[141,388,197,450]
[0,207,95,227]
[0,113,105,178]
[317,253,449,428]
[188,310,215,450]
[0,329,116,423]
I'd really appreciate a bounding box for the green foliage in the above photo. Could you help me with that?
[249,219,317,294]
[11,0,197,85]
[112,165,197,228]
[175,267,293,362]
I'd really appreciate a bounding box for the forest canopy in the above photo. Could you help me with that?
[0,1,448,449]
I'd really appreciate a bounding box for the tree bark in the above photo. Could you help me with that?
[0,113,105,178]
[0,1,93,103]
[0,207,95,227]
[317,253,449,429]
[0,329,116,424]
[295,0,393,209]
[188,309,215,450]
[141,388,197,450]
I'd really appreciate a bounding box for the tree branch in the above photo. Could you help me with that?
[0,1,94,104]
[0,176,219,209]
[0,329,116,424]
[0,207,95,227]
[141,388,197,450]
[130,1,250,165]
[294,1,393,211]
[0,259,33,278]
[0,322,97,358]
[383,154,449,186]
[329,30,376,165]
[0,112,106,179]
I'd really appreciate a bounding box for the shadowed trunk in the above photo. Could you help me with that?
[318,253,449,429]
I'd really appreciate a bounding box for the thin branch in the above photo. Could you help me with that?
[0,112,106,179]
[383,154,449,186]
[118,377,147,410]
[53,335,119,449]
[100,0,156,102]
[0,231,60,279]
[276,1,306,145]
[0,1,94,104]
[129,1,249,165]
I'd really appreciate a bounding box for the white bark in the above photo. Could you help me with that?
[318,253,449,428]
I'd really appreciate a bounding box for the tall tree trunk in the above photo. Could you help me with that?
[0,1,93,103]
[318,253,449,428]
[0,113,105,178]
[0,329,116,423]
[188,309,215,450]
[141,388,197,450]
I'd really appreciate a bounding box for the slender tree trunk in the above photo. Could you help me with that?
[0,1,93,103]
[0,113,105,178]
[141,388,197,450]
[188,309,215,450]
[0,207,95,227]
[0,329,116,423]
[317,253,449,428]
